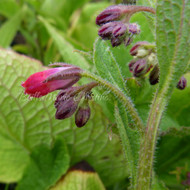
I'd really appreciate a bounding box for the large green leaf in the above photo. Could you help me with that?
[0,48,127,186]
[156,0,190,94]
[93,38,127,94]
[16,139,70,190]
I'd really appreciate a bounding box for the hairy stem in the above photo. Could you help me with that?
[136,89,167,189]
[82,71,144,133]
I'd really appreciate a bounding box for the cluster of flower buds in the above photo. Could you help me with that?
[96,5,155,47]
[129,42,188,90]
[54,87,93,127]
[129,41,158,81]
[22,63,98,127]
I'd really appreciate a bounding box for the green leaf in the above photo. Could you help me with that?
[0,9,23,48]
[39,16,89,69]
[16,139,70,190]
[0,0,20,18]
[51,161,105,190]
[156,135,190,189]
[0,48,127,186]
[114,103,140,187]
[93,38,127,93]
[156,0,190,94]
[137,0,156,7]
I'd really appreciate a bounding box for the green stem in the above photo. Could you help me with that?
[82,71,144,132]
[136,89,167,189]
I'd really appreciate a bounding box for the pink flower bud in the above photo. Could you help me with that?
[21,64,82,97]
[112,23,127,38]
[96,5,124,26]
[133,59,149,77]
[98,22,119,39]
[177,76,187,90]
[75,105,91,128]
[128,59,136,72]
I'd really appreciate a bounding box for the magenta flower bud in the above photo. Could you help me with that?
[98,22,118,39]
[112,23,127,38]
[128,60,136,72]
[75,105,91,128]
[21,64,82,97]
[96,5,156,26]
[130,41,150,56]
[111,37,123,47]
[128,23,140,34]
[149,65,159,85]
[133,59,149,77]
[96,5,124,26]
[54,89,78,119]
[177,76,187,90]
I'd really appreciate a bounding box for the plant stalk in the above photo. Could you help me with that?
[136,90,167,189]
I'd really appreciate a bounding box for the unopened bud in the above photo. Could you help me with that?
[133,59,149,77]
[128,23,140,35]
[130,41,150,56]
[112,23,127,38]
[149,65,159,85]
[55,97,78,120]
[128,60,136,72]
[75,105,91,128]
[98,22,118,39]
[177,76,187,90]
[96,5,124,26]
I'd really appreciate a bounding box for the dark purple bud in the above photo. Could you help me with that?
[133,59,148,77]
[111,37,123,47]
[112,23,127,38]
[98,22,118,39]
[130,41,150,56]
[96,5,124,26]
[149,65,159,85]
[96,5,156,26]
[128,23,140,35]
[75,105,91,128]
[177,76,187,90]
[128,60,136,72]
[55,97,78,120]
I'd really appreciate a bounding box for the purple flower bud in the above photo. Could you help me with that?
[96,5,156,26]
[187,172,190,179]
[177,76,187,90]
[128,23,140,34]
[96,5,124,26]
[130,41,150,56]
[112,23,127,38]
[133,59,149,77]
[55,97,78,120]
[128,60,136,72]
[149,65,159,85]
[75,105,91,128]
[111,37,123,47]
[98,22,118,39]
